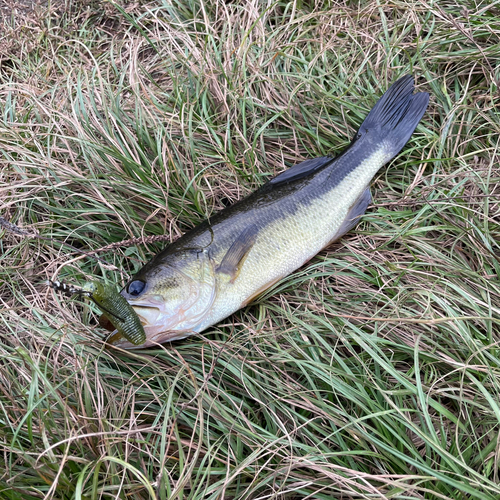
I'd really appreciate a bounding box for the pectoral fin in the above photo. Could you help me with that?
[217,225,258,283]
[330,187,371,243]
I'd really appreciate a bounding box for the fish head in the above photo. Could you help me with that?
[105,248,216,348]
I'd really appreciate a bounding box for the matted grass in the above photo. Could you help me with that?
[1,0,500,498]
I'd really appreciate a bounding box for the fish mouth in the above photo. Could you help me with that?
[104,303,194,349]
[103,285,214,348]
[98,304,162,335]
[132,305,161,328]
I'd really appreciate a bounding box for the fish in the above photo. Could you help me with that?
[105,75,429,349]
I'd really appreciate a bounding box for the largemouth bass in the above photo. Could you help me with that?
[105,75,429,349]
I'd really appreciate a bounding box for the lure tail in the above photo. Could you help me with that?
[355,75,429,157]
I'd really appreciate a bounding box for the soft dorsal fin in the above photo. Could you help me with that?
[269,156,334,186]
[217,225,258,283]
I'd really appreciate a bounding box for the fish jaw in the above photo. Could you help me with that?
[105,302,197,348]
[105,291,213,349]
[106,324,195,349]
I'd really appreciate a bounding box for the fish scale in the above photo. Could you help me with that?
[198,147,390,333]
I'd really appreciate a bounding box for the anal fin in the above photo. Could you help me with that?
[217,225,258,283]
[330,187,371,243]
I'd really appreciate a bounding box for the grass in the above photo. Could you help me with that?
[1,0,500,498]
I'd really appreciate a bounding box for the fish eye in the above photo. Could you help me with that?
[127,280,145,297]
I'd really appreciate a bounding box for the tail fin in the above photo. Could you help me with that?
[355,75,429,155]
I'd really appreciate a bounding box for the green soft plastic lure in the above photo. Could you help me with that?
[48,280,146,346]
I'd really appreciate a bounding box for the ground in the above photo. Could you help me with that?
[1,1,500,499]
